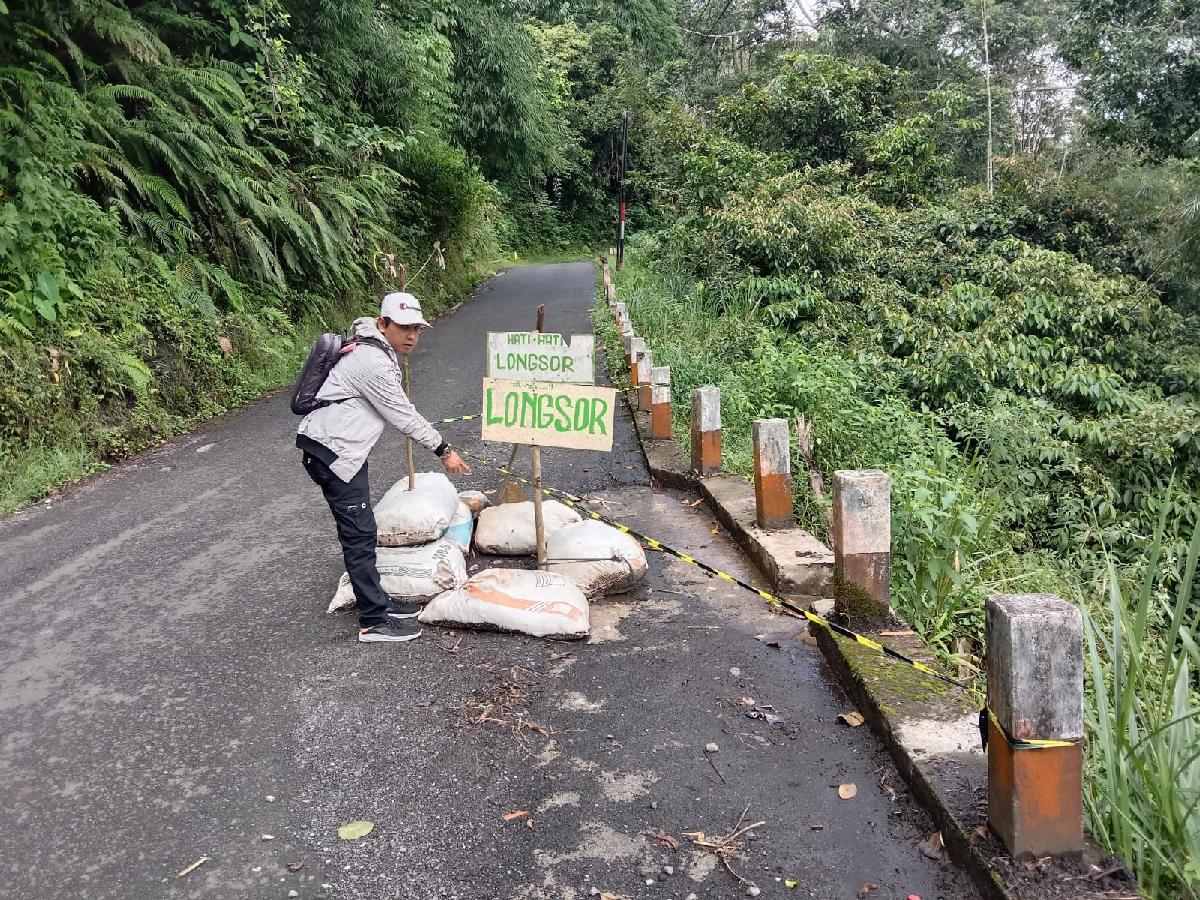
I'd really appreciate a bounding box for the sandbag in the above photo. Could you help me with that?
[418,568,589,639]
[327,540,467,613]
[545,520,649,598]
[375,472,459,546]
[473,500,581,556]
[458,490,490,517]
[444,501,474,552]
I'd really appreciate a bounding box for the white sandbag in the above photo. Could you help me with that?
[327,540,467,613]
[473,500,582,555]
[545,520,649,598]
[375,472,460,547]
[444,501,474,552]
[418,568,590,639]
[457,490,490,517]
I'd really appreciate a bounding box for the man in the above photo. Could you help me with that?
[297,291,471,643]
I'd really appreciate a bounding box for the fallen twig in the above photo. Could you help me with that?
[705,752,728,784]
[642,830,680,851]
[682,804,765,891]
[176,857,209,879]
[463,667,553,749]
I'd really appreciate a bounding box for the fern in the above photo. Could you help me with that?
[84,0,171,64]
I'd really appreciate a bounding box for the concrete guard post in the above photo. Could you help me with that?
[622,331,638,363]
[986,594,1084,859]
[650,366,672,440]
[691,386,721,475]
[628,338,646,386]
[752,419,792,530]
[637,351,653,410]
[831,470,891,618]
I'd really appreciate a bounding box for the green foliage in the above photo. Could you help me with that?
[614,43,1199,888]
[1062,0,1200,158]
[0,0,540,504]
[449,1,559,180]
[714,53,900,164]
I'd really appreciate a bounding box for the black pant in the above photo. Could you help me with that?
[302,453,392,628]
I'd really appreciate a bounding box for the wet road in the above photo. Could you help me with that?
[0,263,975,899]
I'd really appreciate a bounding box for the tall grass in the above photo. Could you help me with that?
[1084,516,1200,899]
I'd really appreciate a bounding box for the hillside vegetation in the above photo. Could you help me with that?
[0,0,648,509]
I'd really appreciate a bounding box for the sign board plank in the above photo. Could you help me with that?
[486,332,595,384]
[481,378,616,452]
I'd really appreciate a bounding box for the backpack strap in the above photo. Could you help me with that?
[323,335,397,407]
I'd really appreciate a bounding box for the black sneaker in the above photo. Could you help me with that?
[358,620,422,643]
[387,599,422,620]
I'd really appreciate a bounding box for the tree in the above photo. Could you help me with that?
[1062,0,1200,158]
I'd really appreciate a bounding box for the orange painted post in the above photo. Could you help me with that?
[650,366,672,440]
[987,595,1084,859]
[752,419,792,530]
[637,351,653,410]
[691,386,721,475]
[628,338,646,385]
[832,470,891,617]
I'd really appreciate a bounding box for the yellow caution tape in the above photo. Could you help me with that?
[451,445,973,693]
[987,708,1077,750]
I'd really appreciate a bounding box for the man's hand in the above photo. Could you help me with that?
[441,449,471,475]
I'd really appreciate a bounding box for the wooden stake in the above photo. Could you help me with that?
[532,303,547,564]
[403,355,416,491]
[396,259,416,490]
[532,444,546,567]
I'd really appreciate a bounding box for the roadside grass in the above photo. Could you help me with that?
[0,444,106,515]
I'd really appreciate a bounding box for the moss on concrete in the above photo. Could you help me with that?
[834,573,890,624]
[829,626,963,712]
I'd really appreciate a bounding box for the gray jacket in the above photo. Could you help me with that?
[297,317,443,482]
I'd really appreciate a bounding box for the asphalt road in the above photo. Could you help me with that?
[0,263,976,900]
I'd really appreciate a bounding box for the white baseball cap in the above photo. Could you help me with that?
[380,291,432,328]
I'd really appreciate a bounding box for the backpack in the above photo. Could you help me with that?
[290,333,391,415]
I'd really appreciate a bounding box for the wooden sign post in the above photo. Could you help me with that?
[484,304,606,566]
[397,262,417,491]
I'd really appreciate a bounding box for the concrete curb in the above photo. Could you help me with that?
[614,375,1125,900]
[627,399,833,599]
